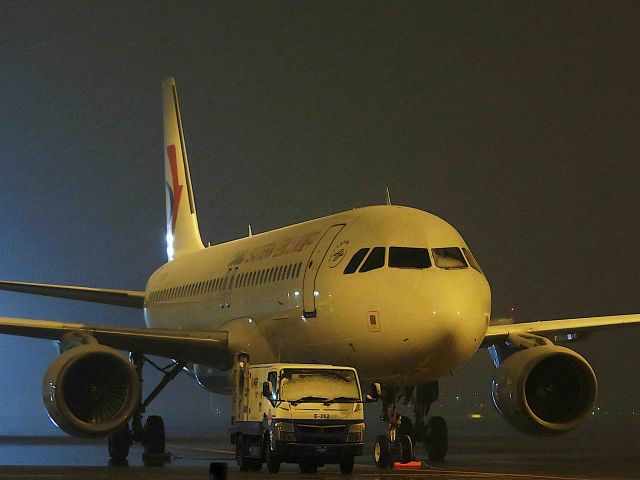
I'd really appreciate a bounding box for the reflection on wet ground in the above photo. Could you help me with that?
[0,428,637,479]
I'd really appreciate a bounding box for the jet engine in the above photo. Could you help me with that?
[491,345,597,435]
[42,344,141,438]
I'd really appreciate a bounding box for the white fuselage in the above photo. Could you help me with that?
[144,205,491,386]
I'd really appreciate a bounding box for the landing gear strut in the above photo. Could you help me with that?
[107,353,185,466]
[373,382,448,467]
[373,387,414,468]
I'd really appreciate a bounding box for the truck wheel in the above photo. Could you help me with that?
[299,461,317,473]
[264,439,280,473]
[374,434,390,468]
[339,456,355,473]
[235,434,251,471]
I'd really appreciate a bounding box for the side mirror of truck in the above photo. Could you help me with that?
[262,381,272,398]
[365,382,382,402]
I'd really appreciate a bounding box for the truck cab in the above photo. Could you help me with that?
[230,359,366,474]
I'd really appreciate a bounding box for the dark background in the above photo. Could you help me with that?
[0,1,638,435]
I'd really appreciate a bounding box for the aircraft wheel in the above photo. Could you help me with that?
[235,434,252,471]
[426,416,448,461]
[399,434,413,463]
[108,424,131,462]
[264,437,280,473]
[143,415,166,455]
[374,434,390,468]
[339,455,355,473]
[398,416,415,443]
[249,458,263,471]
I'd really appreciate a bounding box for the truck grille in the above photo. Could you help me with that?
[297,424,346,434]
[295,424,347,444]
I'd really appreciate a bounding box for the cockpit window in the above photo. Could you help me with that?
[462,247,483,273]
[389,247,431,269]
[433,247,468,269]
[343,248,370,274]
[359,247,385,272]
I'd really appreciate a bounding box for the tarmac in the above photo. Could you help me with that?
[0,427,637,480]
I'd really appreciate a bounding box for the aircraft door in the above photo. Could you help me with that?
[222,267,237,308]
[302,224,345,316]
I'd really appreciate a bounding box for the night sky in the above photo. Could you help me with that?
[1,2,638,434]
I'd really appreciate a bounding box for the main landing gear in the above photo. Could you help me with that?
[373,382,448,468]
[108,353,185,466]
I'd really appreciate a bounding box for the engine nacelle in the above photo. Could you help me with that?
[43,344,141,438]
[491,345,597,435]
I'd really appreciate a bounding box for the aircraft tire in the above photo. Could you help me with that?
[399,434,413,463]
[398,416,415,442]
[108,424,131,462]
[426,416,448,460]
[374,434,391,468]
[235,434,252,471]
[143,416,165,454]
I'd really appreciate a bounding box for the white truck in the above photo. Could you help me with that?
[229,356,369,473]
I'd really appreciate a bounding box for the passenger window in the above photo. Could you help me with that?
[359,247,385,273]
[433,247,468,269]
[462,248,483,273]
[344,248,370,274]
[389,247,431,269]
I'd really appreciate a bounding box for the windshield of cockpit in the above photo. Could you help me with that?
[278,368,361,403]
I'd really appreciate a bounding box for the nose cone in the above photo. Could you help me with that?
[404,272,491,380]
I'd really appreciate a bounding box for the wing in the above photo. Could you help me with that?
[0,316,232,367]
[482,313,640,347]
[0,281,145,308]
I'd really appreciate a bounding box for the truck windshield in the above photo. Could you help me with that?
[279,368,361,403]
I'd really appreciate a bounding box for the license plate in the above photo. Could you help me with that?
[315,446,327,454]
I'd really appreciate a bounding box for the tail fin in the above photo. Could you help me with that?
[162,77,204,261]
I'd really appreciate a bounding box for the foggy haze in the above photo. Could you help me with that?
[0,2,638,435]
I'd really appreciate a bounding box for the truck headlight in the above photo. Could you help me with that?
[274,421,295,442]
[347,422,364,442]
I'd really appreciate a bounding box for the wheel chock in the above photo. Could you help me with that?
[392,460,422,469]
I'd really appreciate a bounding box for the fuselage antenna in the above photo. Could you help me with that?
[386,187,392,206]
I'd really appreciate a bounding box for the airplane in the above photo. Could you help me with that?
[0,77,638,467]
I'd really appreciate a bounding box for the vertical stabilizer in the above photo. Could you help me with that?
[163,77,204,261]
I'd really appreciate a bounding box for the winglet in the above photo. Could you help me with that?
[163,78,205,260]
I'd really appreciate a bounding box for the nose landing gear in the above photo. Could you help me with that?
[373,388,415,468]
[374,382,448,467]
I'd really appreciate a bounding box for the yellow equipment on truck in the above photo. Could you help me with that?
[230,355,368,474]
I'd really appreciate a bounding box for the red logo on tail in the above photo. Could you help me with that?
[166,145,183,232]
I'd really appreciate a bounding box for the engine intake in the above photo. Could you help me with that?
[491,345,597,435]
[43,344,140,438]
